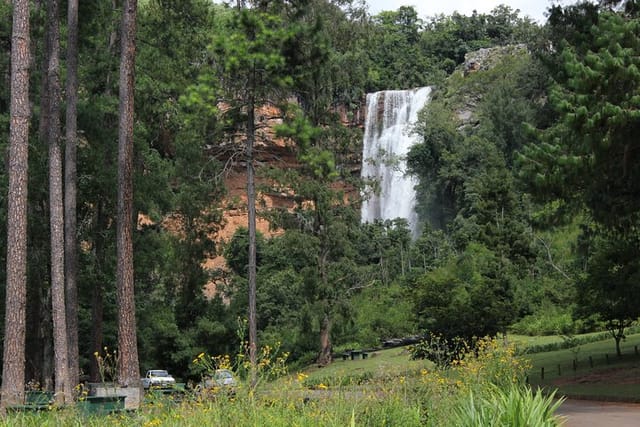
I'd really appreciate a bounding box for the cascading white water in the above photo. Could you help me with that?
[360,87,432,236]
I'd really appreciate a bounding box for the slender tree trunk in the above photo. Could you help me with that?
[317,245,332,366]
[34,0,55,391]
[106,0,118,92]
[116,0,141,409]
[65,0,80,391]
[1,0,31,411]
[247,93,258,388]
[38,9,51,145]
[611,322,626,358]
[318,313,332,366]
[43,0,71,405]
[35,0,55,395]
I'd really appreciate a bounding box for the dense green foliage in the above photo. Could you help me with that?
[516,4,640,349]
[1,0,639,389]
[412,243,515,343]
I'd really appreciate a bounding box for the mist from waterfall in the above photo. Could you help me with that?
[360,87,432,237]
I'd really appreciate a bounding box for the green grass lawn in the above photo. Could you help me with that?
[521,332,640,401]
[524,333,640,374]
[295,332,640,402]
[508,331,609,348]
[294,347,431,388]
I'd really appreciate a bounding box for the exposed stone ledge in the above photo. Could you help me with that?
[463,43,528,76]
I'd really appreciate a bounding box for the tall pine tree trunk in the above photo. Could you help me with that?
[116,0,141,409]
[1,0,31,411]
[247,93,258,388]
[43,0,71,405]
[64,0,80,391]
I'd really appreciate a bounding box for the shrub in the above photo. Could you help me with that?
[449,337,531,392]
[408,333,467,367]
[510,310,575,336]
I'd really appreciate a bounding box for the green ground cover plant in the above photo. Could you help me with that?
[452,385,563,427]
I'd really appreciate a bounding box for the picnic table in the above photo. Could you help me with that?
[7,390,54,412]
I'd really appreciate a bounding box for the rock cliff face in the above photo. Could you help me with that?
[203,103,364,295]
[202,105,293,287]
[454,44,530,129]
[463,44,527,75]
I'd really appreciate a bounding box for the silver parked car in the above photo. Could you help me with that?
[197,368,237,398]
[203,369,237,388]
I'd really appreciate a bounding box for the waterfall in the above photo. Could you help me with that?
[360,87,432,236]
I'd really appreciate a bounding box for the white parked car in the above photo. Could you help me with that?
[142,369,176,389]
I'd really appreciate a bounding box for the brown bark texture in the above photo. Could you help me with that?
[43,0,72,405]
[318,314,332,366]
[116,0,141,405]
[247,96,258,388]
[2,0,31,410]
[65,0,80,390]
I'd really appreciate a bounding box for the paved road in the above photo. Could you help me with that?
[557,399,640,426]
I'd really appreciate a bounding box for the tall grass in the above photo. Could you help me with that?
[1,338,563,426]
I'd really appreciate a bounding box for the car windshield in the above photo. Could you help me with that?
[150,371,169,377]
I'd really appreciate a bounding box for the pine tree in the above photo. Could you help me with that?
[116,0,142,408]
[2,0,31,410]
